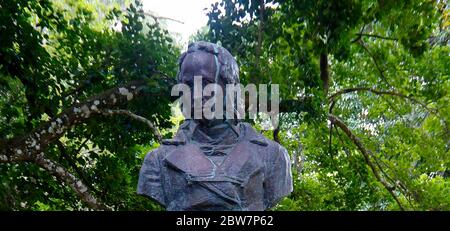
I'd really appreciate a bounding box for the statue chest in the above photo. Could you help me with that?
[160,140,267,211]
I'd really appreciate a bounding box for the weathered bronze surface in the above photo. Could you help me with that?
[137,42,292,211]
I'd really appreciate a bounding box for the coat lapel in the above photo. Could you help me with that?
[163,143,214,176]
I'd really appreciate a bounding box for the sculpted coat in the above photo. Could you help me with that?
[137,120,292,211]
[137,41,292,211]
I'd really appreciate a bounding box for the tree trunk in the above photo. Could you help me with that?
[320,52,330,96]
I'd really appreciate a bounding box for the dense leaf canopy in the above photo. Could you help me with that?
[0,0,448,210]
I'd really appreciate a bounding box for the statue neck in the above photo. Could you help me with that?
[193,119,239,142]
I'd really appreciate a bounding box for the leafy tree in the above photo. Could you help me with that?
[205,0,449,210]
[0,0,448,211]
[0,0,178,210]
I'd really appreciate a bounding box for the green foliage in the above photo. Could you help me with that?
[0,0,178,210]
[0,0,448,211]
[205,0,449,211]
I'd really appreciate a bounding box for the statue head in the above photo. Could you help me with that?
[176,41,240,124]
[139,45,292,212]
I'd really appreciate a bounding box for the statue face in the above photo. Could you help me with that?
[179,51,225,122]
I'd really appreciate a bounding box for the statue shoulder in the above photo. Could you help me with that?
[240,123,276,147]
[143,143,174,162]
[143,120,194,161]
[240,122,288,156]
[158,120,193,147]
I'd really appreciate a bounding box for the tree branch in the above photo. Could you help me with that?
[355,33,398,41]
[0,80,149,163]
[0,155,9,163]
[33,154,110,210]
[328,87,435,113]
[357,40,392,87]
[329,87,408,100]
[0,80,168,210]
[144,12,184,24]
[320,53,330,96]
[100,109,162,143]
[334,125,380,195]
[295,143,304,175]
[55,140,99,195]
[252,0,265,84]
[328,114,405,210]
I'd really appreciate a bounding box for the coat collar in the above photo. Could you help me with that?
[163,120,268,147]
[163,120,270,176]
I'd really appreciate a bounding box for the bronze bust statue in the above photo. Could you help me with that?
[137,41,292,211]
